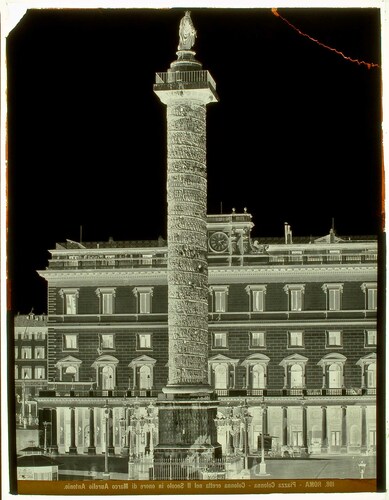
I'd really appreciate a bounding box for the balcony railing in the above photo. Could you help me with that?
[155,70,216,90]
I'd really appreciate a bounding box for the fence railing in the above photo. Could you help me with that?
[150,456,241,480]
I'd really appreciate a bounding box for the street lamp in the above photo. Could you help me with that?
[257,396,269,476]
[239,400,252,474]
[43,421,50,453]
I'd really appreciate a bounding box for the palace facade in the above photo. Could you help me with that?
[31,212,377,458]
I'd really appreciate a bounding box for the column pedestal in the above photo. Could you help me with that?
[153,393,221,479]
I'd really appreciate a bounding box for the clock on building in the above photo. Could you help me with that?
[209,231,229,253]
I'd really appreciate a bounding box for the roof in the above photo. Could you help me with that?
[14,314,47,327]
[57,237,167,250]
[17,455,61,467]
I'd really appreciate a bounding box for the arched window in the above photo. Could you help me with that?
[102,365,114,390]
[290,364,303,388]
[328,363,342,388]
[214,364,228,389]
[139,365,151,390]
[367,364,376,388]
[252,364,265,389]
[64,366,77,382]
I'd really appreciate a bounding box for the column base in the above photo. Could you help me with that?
[320,446,328,454]
[360,446,367,454]
[69,447,78,455]
[108,447,115,456]
[88,446,96,455]
[121,446,129,456]
[340,446,348,454]
[48,446,58,455]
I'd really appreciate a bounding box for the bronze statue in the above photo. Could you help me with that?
[178,11,197,51]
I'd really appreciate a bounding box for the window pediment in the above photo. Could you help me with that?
[129,355,156,367]
[208,354,239,365]
[55,355,82,367]
[280,353,308,367]
[241,353,270,366]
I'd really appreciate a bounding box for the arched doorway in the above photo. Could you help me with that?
[214,364,228,389]
[328,364,342,388]
[102,366,114,390]
[139,365,151,390]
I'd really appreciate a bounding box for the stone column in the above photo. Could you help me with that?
[263,407,268,435]
[88,407,96,455]
[301,404,308,455]
[49,408,58,454]
[107,408,115,455]
[69,407,77,455]
[341,406,348,454]
[282,407,288,447]
[321,406,328,453]
[152,13,221,469]
[154,15,218,394]
[361,405,367,454]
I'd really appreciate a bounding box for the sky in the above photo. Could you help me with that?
[6,7,382,315]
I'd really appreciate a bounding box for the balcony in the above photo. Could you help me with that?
[155,70,216,90]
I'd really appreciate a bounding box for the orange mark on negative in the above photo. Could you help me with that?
[272,8,380,70]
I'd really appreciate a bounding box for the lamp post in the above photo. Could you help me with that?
[239,400,252,475]
[43,421,50,452]
[120,398,129,456]
[103,401,110,479]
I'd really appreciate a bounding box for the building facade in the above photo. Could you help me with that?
[34,213,377,458]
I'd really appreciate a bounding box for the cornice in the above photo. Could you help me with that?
[37,264,377,285]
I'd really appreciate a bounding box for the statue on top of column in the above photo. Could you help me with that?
[178,11,197,50]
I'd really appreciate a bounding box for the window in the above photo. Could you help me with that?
[209,286,229,313]
[331,431,341,446]
[292,431,303,446]
[252,364,266,389]
[322,284,343,311]
[34,366,46,380]
[288,331,304,348]
[367,288,377,310]
[14,347,18,359]
[15,366,18,379]
[214,364,228,389]
[128,355,156,390]
[250,331,266,349]
[35,332,45,340]
[279,354,308,389]
[63,334,78,350]
[21,367,32,379]
[326,330,343,348]
[213,332,228,349]
[59,289,79,315]
[133,287,153,314]
[361,283,377,311]
[138,333,152,350]
[318,353,346,389]
[21,347,32,359]
[100,334,115,350]
[367,363,376,388]
[365,329,377,347]
[245,285,266,312]
[284,285,305,311]
[141,254,153,266]
[34,347,45,359]
[96,288,116,314]
[328,363,342,388]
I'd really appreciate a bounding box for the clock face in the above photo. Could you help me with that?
[209,232,229,253]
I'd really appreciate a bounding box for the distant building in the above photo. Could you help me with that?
[17,446,59,480]
[14,313,48,429]
[33,213,377,458]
